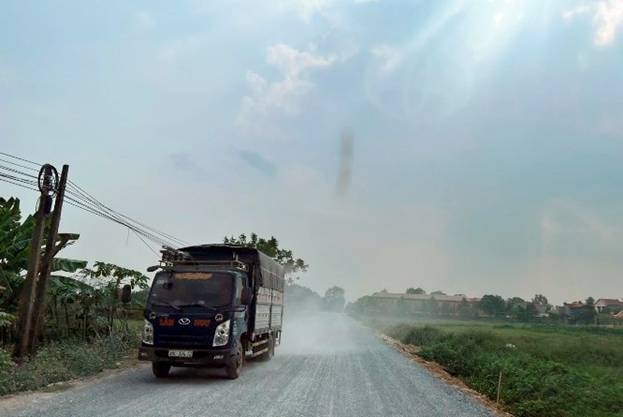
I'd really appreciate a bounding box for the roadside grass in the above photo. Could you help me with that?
[383,322,623,417]
[0,321,142,396]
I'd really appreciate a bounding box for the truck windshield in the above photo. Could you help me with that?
[149,271,233,308]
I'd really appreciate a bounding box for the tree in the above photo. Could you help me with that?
[224,234,307,282]
[479,294,506,317]
[82,262,149,333]
[406,287,425,295]
[585,296,595,306]
[285,284,323,313]
[532,294,549,306]
[0,198,35,312]
[430,290,446,296]
[0,198,82,314]
[323,286,345,312]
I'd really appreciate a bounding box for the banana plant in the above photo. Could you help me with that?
[81,262,149,335]
[0,198,87,311]
[0,198,34,311]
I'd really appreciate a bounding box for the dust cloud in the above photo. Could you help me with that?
[279,312,367,356]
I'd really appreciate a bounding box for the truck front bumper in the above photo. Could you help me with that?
[138,345,236,367]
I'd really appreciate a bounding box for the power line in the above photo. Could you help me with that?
[0,176,39,192]
[65,185,187,247]
[0,172,39,186]
[0,164,39,179]
[65,198,171,248]
[66,180,189,247]
[64,196,172,246]
[0,158,39,172]
[67,179,188,244]
[131,229,160,256]
[0,151,40,167]
[64,195,176,248]
[1,151,188,249]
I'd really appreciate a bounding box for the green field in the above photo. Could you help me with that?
[381,320,623,417]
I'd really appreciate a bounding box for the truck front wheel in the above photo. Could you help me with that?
[152,362,171,378]
[225,343,244,379]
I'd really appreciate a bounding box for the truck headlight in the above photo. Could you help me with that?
[142,319,154,345]
[213,320,230,347]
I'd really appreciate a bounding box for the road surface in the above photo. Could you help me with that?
[1,314,496,417]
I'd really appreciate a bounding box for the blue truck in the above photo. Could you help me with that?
[138,244,285,379]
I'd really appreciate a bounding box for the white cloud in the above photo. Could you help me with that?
[594,0,623,45]
[286,0,380,22]
[562,4,592,20]
[266,43,335,77]
[238,44,336,129]
[291,0,334,22]
[370,44,403,74]
[563,0,623,46]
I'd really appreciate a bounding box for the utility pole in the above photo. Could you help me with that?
[14,164,59,359]
[29,164,69,350]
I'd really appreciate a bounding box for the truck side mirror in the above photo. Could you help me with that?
[120,284,132,304]
[241,288,253,305]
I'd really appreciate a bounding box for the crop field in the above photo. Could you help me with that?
[381,320,623,417]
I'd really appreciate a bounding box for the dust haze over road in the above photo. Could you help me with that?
[1,314,495,417]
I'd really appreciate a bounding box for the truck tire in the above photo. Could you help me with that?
[225,343,244,379]
[152,362,171,378]
[257,335,274,361]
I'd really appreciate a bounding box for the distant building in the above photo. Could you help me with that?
[562,301,596,323]
[369,292,481,316]
[594,299,623,314]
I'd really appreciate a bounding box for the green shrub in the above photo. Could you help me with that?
[0,348,14,394]
[390,325,623,417]
[0,329,138,396]
[404,326,444,346]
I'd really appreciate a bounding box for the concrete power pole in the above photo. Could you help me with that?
[14,164,58,359]
[29,164,69,350]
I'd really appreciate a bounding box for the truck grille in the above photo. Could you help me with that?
[155,333,212,347]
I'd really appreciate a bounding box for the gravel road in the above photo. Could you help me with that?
[0,313,496,417]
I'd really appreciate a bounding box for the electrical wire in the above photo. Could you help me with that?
[64,198,171,254]
[64,195,175,248]
[0,158,39,172]
[0,164,39,179]
[0,151,187,249]
[66,180,189,247]
[65,184,187,247]
[0,151,40,166]
[0,172,39,186]
[131,229,160,256]
[0,176,39,192]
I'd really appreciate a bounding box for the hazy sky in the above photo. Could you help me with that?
[2,0,623,304]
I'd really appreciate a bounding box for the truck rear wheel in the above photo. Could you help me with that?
[257,335,274,361]
[152,362,171,378]
[225,343,244,379]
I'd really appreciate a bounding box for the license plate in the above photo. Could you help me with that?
[168,350,193,358]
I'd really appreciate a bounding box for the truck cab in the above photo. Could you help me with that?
[138,245,285,379]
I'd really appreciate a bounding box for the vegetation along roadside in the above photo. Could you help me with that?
[381,322,623,417]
